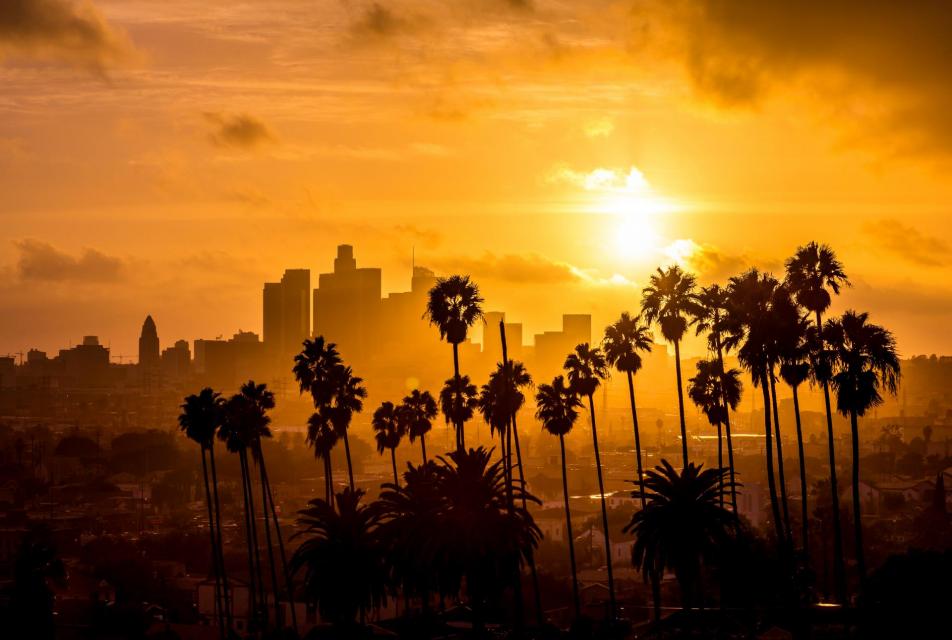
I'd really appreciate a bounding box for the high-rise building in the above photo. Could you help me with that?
[139,316,160,369]
[262,269,311,366]
[313,245,381,362]
[483,311,506,357]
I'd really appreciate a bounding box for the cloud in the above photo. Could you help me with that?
[394,224,443,249]
[203,112,275,150]
[348,2,413,41]
[863,218,949,267]
[665,0,952,155]
[14,239,124,282]
[548,164,651,193]
[0,0,134,70]
[429,252,582,284]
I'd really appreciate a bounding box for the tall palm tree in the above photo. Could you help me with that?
[640,265,701,467]
[784,241,849,601]
[825,311,900,582]
[724,269,786,546]
[687,360,743,511]
[306,411,338,502]
[373,401,405,486]
[401,389,438,463]
[425,275,484,450]
[439,374,477,448]
[779,325,814,557]
[564,343,616,619]
[602,312,654,510]
[624,460,736,614]
[178,388,229,636]
[327,366,367,492]
[692,284,740,511]
[291,488,389,630]
[536,376,583,620]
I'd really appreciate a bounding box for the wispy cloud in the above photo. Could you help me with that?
[14,239,125,283]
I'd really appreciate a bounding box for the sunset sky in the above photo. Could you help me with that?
[2,1,951,359]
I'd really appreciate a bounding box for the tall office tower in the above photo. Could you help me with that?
[280,268,311,357]
[313,245,381,363]
[562,313,592,346]
[262,269,311,367]
[138,315,160,369]
[483,311,506,357]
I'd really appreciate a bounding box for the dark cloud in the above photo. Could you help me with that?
[203,112,275,150]
[0,0,133,69]
[669,0,952,155]
[349,3,410,40]
[14,239,124,283]
[429,252,580,284]
[863,218,949,267]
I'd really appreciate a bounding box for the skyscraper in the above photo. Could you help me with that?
[139,315,160,369]
[313,245,381,362]
[262,269,311,367]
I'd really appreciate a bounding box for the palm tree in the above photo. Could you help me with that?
[373,401,406,486]
[425,275,484,450]
[724,269,786,546]
[291,488,389,629]
[602,312,654,510]
[439,374,477,448]
[687,360,742,511]
[784,241,850,601]
[536,376,583,620]
[401,389,438,463]
[692,284,740,512]
[624,460,736,614]
[640,265,701,467]
[306,410,338,502]
[564,343,616,619]
[779,325,814,557]
[178,388,229,636]
[327,365,367,492]
[825,311,900,582]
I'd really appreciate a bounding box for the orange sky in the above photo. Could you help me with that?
[2,1,951,359]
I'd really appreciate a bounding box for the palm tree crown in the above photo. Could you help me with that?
[424,275,485,344]
[178,387,223,448]
[688,360,742,428]
[563,343,608,397]
[535,376,582,437]
[640,265,702,343]
[602,312,653,375]
[372,401,405,454]
[439,375,478,427]
[401,389,438,443]
[825,311,900,417]
[784,241,850,315]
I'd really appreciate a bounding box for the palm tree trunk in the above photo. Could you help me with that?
[323,455,331,502]
[588,393,617,620]
[241,450,267,627]
[769,369,792,544]
[502,420,524,631]
[208,444,232,630]
[237,451,259,629]
[817,309,846,603]
[850,410,866,582]
[511,414,543,626]
[200,448,226,639]
[627,371,647,512]
[716,342,738,513]
[342,430,356,492]
[452,342,464,450]
[651,568,662,624]
[256,451,283,627]
[420,435,427,464]
[717,423,724,510]
[674,340,689,467]
[558,433,581,620]
[760,372,785,546]
[391,448,399,486]
[260,457,299,635]
[792,384,810,559]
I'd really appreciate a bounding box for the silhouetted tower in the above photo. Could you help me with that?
[262,269,311,367]
[139,316,160,369]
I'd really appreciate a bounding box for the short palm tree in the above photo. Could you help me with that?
[602,312,654,510]
[373,401,406,486]
[564,343,616,619]
[624,460,737,614]
[687,360,742,511]
[784,242,850,601]
[439,374,477,448]
[178,388,229,635]
[536,376,583,620]
[291,488,388,629]
[401,389,438,463]
[640,265,702,466]
[425,275,484,450]
[306,410,339,502]
[825,311,900,582]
